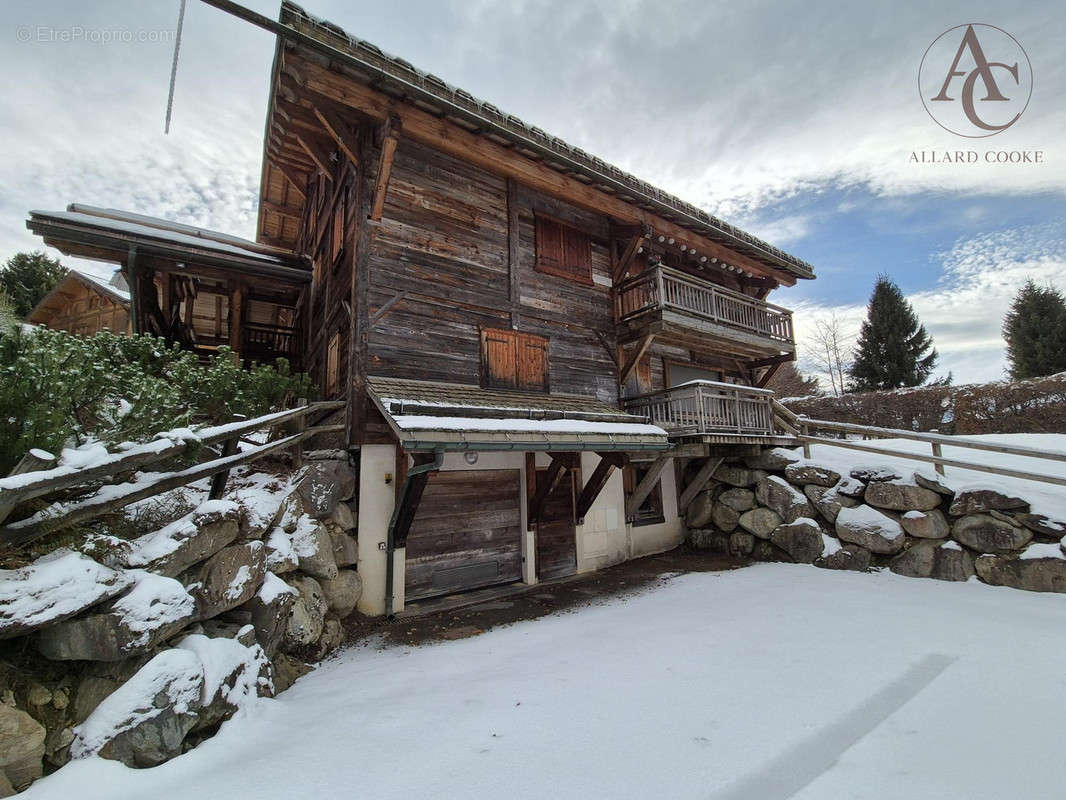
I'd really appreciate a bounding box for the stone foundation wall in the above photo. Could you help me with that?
[687,448,1066,592]
[0,453,360,794]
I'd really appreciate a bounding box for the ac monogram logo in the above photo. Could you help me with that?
[919,24,1032,138]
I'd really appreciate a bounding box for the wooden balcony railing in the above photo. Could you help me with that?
[617,266,794,344]
[625,380,777,437]
[242,322,300,364]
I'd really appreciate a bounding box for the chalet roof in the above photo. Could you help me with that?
[26,205,310,284]
[274,1,814,281]
[367,376,670,452]
[70,270,131,306]
[26,269,130,326]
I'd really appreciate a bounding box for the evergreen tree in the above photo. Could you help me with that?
[1002,279,1066,380]
[765,362,821,398]
[0,251,68,317]
[848,275,937,391]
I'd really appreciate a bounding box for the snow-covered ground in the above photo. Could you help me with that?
[801,433,1066,520]
[23,565,1066,800]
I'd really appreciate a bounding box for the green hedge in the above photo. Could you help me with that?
[0,327,314,474]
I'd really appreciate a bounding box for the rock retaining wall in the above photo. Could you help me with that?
[687,448,1066,591]
[0,453,360,794]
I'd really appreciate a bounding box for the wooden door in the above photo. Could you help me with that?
[405,469,523,602]
[535,467,577,580]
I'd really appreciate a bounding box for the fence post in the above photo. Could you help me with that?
[932,442,945,476]
[801,422,811,459]
[209,413,246,500]
[291,398,308,470]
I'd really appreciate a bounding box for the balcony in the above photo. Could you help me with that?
[625,380,787,442]
[617,266,795,359]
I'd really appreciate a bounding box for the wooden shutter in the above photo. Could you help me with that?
[326,332,341,397]
[535,215,593,286]
[331,196,344,264]
[517,333,549,392]
[482,328,549,392]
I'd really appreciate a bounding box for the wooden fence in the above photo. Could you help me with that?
[772,400,1066,489]
[0,400,345,548]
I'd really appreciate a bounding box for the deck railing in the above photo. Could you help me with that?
[626,380,777,437]
[243,322,300,363]
[617,265,794,344]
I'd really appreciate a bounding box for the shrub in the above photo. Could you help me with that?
[0,327,313,474]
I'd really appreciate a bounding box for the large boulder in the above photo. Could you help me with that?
[1014,513,1066,539]
[283,576,327,651]
[291,516,339,581]
[737,507,783,539]
[756,476,813,523]
[948,487,1028,516]
[0,705,45,790]
[718,488,755,513]
[689,529,729,552]
[815,542,871,571]
[295,461,356,519]
[913,471,955,498]
[311,617,346,661]
[264,528,299,575]
[835,505,906,554]
[272,654,313,694]
[182,542,267,621]
[770,519,826,564]
[715,464,758,488]
[175,635,273,730]
[318,570,362,619]
[71,649,204,768]
[684,489,715,529]
[864,480,942,512]
[120,501,241,577]
[804,484,859,524]
[952,514,1032,554]
[329,502,356,532]
[975,546,1066,592]
[728,531,755,557]
[900,509,950,539]
[784,463,841,488]
[329,530,359,568]
[849,465,901,483]
[889,540,974,582]
[36,571,196,662]
[745,448,801,471]
[0,551,133,640]
[239,573,298,656]
[834,476,868,498]
[711,502,740,533]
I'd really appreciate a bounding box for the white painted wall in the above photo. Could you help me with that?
[628,460,684,558]
[355,444,396,616]
[575,451,628,573]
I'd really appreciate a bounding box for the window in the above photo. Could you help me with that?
[666,361,722,388]
[481,327,549,392]
[624,463,665,526]
[535,214,593,286]
[326,332,341,398]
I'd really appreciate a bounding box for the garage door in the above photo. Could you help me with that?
[405,469,523,602]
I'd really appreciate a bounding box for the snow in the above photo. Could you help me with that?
[782,433,1066,521]
[820,534,842,556]
[175,634,271,713]
[0,551,133,637]
[1019,543,1066,561]
[392,415,668,436]
[110,571,195,646]
[27,566,1066,799]
[70,648,203,760]
[836,503,904,540]
[257,573,296,605]
[902,510,925,519]
[941,540,963,551]
[767,473,806,503]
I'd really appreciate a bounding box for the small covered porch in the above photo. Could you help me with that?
[26,205,311,368]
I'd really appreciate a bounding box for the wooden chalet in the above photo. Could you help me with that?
[26,268,131,335]
[27,0,816,615]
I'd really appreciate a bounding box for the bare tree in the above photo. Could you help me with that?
[805,312,852,396]
[764,362,820,398]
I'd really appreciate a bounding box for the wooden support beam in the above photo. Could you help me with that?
[229,283,245,358]
[528,454,569,527]
[311,98,361,166]
[749,353,796,369]
[369,291,407,326]
[261,199,303,221]
[612,229,649,283]
[392,453,437,548]
[273,162,309,200]
[757,361,785,388]
[347,129,373,446]
[126,245,139,334]
[369,115,401,222]
[625,454,671,520]
[506,177,521,328]
[677,457,723,514]
[294,129,336,177]
[619,333,655,385]
[575,453,627,524]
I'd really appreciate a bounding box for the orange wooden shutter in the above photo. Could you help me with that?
[482,328,518,390]
[517,333,549,392]
[535,215,564,274]
[535,215,593,286]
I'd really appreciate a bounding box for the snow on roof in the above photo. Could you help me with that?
[392,415,668,436]
[30,206,296,265]
[72,269,130,304]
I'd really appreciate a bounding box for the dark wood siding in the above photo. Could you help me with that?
[535,467,577,580]
[405,469,523,601]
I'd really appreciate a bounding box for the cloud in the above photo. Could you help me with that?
[793,222,1066,386]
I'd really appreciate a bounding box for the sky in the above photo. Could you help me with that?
[1,0,1064,385]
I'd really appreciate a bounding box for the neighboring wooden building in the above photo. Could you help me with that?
[27,269,131,336]
[27,1,816,616]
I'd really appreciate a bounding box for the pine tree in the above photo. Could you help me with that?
[848,275,937,391]
[0,251,68,318]
[1002,279,1066,380]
